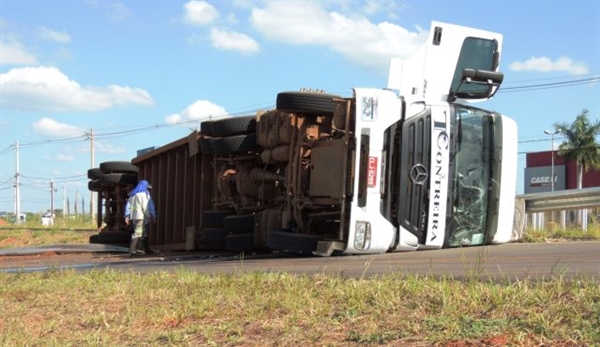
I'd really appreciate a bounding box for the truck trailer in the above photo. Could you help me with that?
[89,20,522,256]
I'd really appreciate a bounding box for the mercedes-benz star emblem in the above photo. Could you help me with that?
[410,164,428,185]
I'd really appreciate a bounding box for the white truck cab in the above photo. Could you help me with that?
[342,21,518,254]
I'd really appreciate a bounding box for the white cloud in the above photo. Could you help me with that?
[165,100,227,125]
[107,2,134,22]
[210,28,260,54]
[249,2,427,72]
[0,66,154,112]
[509,56,589,76]
[0,39,37,65]
[183,1,219,26]
[37,26,71,43]
[32,117,84,137]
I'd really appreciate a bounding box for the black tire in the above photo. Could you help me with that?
[224,214,255,234]
[276,92,340,115]
[87,168,101,180]
[100,161,139,175]
[88,179,104,192]
[99,173,138,186]
[198,227,227,250]
[202,210,234,228]
[210,116,257,137]
[267,228,322,256]
[213,134,260,155]
[90,232,130,244]
[200,120,214,137]
[200,138,214,154]
[226,233,255,252]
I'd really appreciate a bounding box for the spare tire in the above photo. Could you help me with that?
[276,92,341,115]
[100,161,139,175]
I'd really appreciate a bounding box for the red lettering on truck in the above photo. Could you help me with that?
[367,156,378,188]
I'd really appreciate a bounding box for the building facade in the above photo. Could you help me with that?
[525,150,600,194]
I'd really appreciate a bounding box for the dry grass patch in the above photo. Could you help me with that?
[1,269,598,346]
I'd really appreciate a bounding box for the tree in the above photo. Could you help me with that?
[554,109,600,227]
[554,109,600,190]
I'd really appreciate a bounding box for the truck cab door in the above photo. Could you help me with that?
[387,21,504,103]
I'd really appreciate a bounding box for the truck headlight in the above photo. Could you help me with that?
[354,221,371,250]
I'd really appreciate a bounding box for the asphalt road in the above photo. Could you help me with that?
[5,241,596,281]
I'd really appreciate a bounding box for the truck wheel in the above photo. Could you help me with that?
[210,116,257,137]
[226,233,255,252]
[198,227,227,250]
[100,161,139,175]
[267,229,322,256]
[200,120,214,136]
[99,173,138,186]
[90,232,130,245]
[276,92,340,115]
[223,214,255,234]
[87,168,101,180]
[200,138,214,154]
[213,134,260,155]
[202,210,234,228]
[88,179,104,192]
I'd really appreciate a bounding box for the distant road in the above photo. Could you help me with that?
[119,241,600,280]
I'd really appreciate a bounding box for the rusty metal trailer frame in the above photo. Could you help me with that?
[132,131,212,250]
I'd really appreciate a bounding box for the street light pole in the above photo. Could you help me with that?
[544,129,559,192]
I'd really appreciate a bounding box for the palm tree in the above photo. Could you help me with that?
[554,109,600,227]
[554,109,600,189]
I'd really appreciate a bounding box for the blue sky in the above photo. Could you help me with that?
[1,0,599,214]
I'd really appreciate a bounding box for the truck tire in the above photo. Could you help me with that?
[202,210,234,228]
[200,138,214,154]
[87,168,101,180]
[276,92,340,115]
[226,233,255,252]
[198,227,227,250]
[99,161,139,175]
[99,173,138,186]
[89,232,130,245]
[200,120,214,136]
[88,179,103,192]
[210,116,257,137]
[213,134,260,155]
[267,229,322,256]
[223,214,255,234]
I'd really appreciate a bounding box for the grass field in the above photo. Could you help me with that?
[1,268,598,346]
[1,222,599,346]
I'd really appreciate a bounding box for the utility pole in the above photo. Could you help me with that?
[49,179,56,225]
[86,128,96,222]
[14,141,21,224]
[74,190,78,215]
[63,186,66,217]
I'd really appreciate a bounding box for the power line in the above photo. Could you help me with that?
[499,76,600,93]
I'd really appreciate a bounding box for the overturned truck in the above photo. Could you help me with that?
[90,21,524,255]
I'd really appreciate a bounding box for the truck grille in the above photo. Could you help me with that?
[397,114,431,242]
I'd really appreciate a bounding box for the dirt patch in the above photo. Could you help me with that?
[0,236,18,248]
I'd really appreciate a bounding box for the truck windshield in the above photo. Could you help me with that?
[447,105,494,246]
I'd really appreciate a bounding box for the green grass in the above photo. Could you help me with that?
[0,269,598,346]
[522,223,600,243]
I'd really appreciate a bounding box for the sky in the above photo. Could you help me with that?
[0,0,599,214]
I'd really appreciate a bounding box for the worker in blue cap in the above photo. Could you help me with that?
[124,180,156,255]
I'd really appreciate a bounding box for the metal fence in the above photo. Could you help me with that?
[518,187,600,230]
